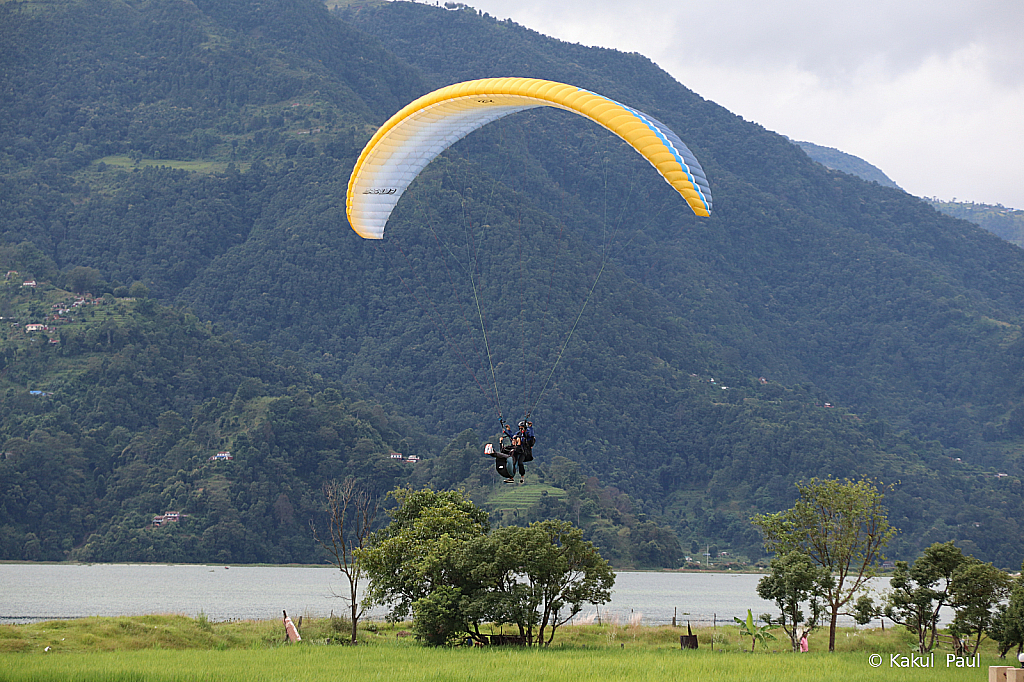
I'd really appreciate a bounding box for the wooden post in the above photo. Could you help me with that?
[673,607,677,628]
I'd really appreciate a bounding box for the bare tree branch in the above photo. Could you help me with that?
[311,477,379,644]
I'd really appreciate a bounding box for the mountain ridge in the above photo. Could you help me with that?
[793,137,1024,246]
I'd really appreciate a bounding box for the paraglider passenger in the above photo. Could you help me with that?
[485,442,514,479]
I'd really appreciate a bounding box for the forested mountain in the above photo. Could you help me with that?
[2,0,1024,568]
[0,242,436,562]
[792,140,901,190]
[793,141,1024,248]
[925,200,1024,249]
[1,248,686,566]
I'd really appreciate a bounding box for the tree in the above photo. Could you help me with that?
[851,593,882,628]
[407,531,500,646]
[487,520,614,646]
[358,488,612,646]
[65,266,105,295]
[356,487,490,624]
[949,559,1011,656]
[884,541,970,654]
[410,584,474,646]
[989,561,1024,659]
[128,281,150,298]
[311,478,379,644]
[756,550,830,651]
[751,477,896,652]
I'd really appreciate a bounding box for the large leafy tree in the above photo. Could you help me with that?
[358,487,612,646]
[751,477,896,652]
[884,541,970,653]
[949,559,1012,656]
[486,520,614,646]
[357,487,490,625]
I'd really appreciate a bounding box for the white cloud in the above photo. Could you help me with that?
[460,0,1024,208]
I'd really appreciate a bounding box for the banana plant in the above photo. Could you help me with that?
[734,609,777,652]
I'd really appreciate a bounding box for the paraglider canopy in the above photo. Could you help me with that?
[347,77,712,239]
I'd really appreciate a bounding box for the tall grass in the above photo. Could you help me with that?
[0,616,1001,681]
[0,646,998,682]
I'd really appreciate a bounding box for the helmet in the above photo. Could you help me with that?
[518,421,527,428]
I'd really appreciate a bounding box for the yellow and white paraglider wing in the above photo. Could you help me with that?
[346,77,712,239]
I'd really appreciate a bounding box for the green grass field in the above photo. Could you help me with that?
[487,483,566,512]
[91,156,250,174]
[0,616,1003,682]
[0,643,999,682]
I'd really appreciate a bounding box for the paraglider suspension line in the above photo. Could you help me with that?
[469,264,505,423]
[526,256,609,420]
[373,239,500,417]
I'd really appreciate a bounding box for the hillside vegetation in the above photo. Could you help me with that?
[795,141,1024,247]
[793,140,901,190]
[926,200,1024,249]
[1,0,1023,568]
[0,249,680,566]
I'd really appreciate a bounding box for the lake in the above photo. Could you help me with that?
[0,564,881,627]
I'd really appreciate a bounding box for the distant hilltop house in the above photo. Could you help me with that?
[25,323,47,332]
[152,511,185,527]
[21,280,36,287]
[209,451,233,461]
[69,296,103,308]
[389,452,420,463]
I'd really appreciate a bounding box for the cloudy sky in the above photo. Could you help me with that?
[458,0,1024,209]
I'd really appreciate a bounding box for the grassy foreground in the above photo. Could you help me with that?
[0,616,1002,682]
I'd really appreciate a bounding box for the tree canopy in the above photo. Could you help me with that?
[357,487,613,646]
[884,541,970,654]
